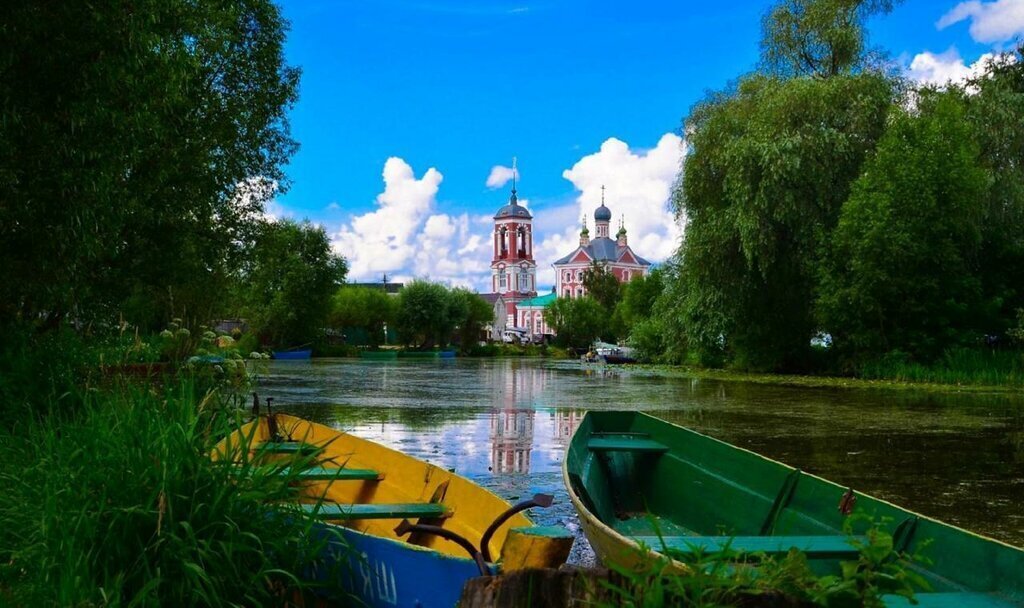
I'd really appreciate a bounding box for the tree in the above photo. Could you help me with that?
[818,92,989,360]
[448,288,494,353]
[674,72,894,370]
[964,47,1024,338]
[761,0,894,78]
[582,262,622,311]
[242,221,347,348]
[329,287,396,347]
[0,1,299,329]
[395,282,453,349]
[617,268,664,329]
[544,297,607,350]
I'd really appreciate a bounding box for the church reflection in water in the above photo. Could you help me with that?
[487,362,585,474]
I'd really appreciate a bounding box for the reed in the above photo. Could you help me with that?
[858,348,1024,387]
[0,381,351,607]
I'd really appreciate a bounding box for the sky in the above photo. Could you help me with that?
[267,0,1024,291]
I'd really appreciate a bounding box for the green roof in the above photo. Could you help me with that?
[517,293,557,308]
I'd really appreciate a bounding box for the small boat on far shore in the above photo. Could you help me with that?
[564,411,1024,607]
[272,348,312,360]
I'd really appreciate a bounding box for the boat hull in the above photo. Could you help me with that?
[273,349,312,360]
[312,524,492,608]
[564,411,1024,605]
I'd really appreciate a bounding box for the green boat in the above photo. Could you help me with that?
[359,350,398,361]
[563,411,1024,607]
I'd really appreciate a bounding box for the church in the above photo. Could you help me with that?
[481,178,651,340]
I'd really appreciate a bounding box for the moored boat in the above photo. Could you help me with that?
[215,411,573,607]
[563,411,1024,607]
[359,350,399,360]
[272,348,313,360]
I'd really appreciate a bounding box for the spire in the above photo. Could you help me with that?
[509,156,518,205]
[601,184,606,205]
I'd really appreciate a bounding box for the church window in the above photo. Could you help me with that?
[623,270,630,281]
[498,267,507,288]
[519,272,530,291]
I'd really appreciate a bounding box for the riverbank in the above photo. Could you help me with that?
[626,363,1024,394]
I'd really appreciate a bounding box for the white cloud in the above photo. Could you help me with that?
[938,0,1024,43]
[331,158,492,289]
[529,134,686,287]
[486,164,519,189]
[907,48,998,86]
[332,157,443,280]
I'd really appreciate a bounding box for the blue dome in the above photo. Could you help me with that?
[494,190,532,219]
[594,203,612,222]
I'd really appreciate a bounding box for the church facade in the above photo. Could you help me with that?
[481,182,651,339]
[552,196,651,299]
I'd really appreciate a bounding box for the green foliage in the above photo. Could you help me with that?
[0,1,300,330]
[617,268,664,330]
[545,296,608,349]
[329,286,397,347]
[818,92,989,360]
[760,0,894,78]
[597,515,929,608]
[676,71,895,370]
[241,220,347,349]
[858,347,1024,387]
[395,281,455,349]
[583,261,623,311]
[965,48,1024,337]
[0,384,347,606]
[393,282,493,350]
[449,287,495,353]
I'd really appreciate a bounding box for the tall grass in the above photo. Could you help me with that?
[0,382,349,607]
[858,347,1024,387]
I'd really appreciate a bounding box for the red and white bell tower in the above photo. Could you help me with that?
[491,160,537,327]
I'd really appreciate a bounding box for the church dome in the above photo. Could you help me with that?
[494,190,532,219]
[594,203,612,222]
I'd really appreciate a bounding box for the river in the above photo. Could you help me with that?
[257,357,1024,562]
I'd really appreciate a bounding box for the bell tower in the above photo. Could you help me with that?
[490,158,537,305]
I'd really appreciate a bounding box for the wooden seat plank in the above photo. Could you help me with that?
[298,503,451,520]
[884,592,1018,608]
[630,535,864,559]
[587,437,669,453]
[259,441,324,456]
[281,466,381,481]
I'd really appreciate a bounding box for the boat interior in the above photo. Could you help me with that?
[214,413,569,568]
[566,411,1024,608]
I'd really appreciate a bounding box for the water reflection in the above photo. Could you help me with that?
[261,358,1024,549]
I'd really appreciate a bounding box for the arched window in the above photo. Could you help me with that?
[623,270,630,281]
[498,266,507,289]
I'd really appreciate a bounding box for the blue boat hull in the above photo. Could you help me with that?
[273,349,312,360]
[313,524,489,608]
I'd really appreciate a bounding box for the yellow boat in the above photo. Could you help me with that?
[214,409,573,608]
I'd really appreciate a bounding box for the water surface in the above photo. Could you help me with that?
[257,358,1024,562]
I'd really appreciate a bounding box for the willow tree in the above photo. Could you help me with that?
[671,0,896,370]
[0,1,300,329]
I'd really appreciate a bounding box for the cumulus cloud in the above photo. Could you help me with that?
[938,0,1024,43]
[331,158,492,289]
[529,133,686,287]
[332,157,443,280]
[486,164,519,189]
[907,48,998,86]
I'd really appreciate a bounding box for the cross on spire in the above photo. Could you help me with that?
[601,184,606,205]
[511,156,518,195]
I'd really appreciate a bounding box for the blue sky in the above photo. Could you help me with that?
[268,0,1024,289]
